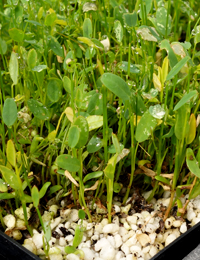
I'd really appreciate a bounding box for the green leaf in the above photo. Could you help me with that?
[139,0,152,19]
[174,90,198,111]
[78,209,86,220]
[108,143,124,153]
[56,154,81,172]
[104,154,118,179]
[87,135,103,153]
[155,176,170,185]
[44,221,51,242]
[9,51,18,85]
[149,104,165,119]
[73,116,89,148]
[73,226,84,248]
[118,61,140,74]
[114,20,123,43]
[27,49,37,69]
[135,110,157,142]
[0,37,7,54]
[83,18,92,38]
[166,56,190,81]
[47,79,62,103]
[0,193,15,199]
[87,93,103,115]
[113,182,122,193]
[86,115,103,131]
[0,179,8,192]
[27,99,50,120]
[48,185,62,196]
[32,186,40,208]
[83,171,103,183]
[32,65,47,72]
[9,28,24,42]
[39,182,51,199]
[186,148,200,179]
[6,140,16,168]
[186,114,196,145]
[101,73,131,103]
[65,246,76,254]
[156,7,172,36]
[160,40,178,68]
[3,98,18,127]
[112,133,121,154]
[175,104,190,140]
[63,76,71,93]
[45,12,57,26]
[68,125,80,148]
[123,11,137,28]
[0,166,20,190]
[48,36,64,57]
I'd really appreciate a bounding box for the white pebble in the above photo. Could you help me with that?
[50,217,61,230]
[32,233,44,249]
[114,234,122,248]
[66,253,80,260]
[149,245,158,257]
[121,243,130,255]
[100,245,116,260]
[165,217,175,229]
[12,230,22,240]
[49,254,63,260]
[68,209,79,222]
[23,239,37,254]
[81,248,95,260]
[187,209,196,222]
[102,223,119,234]
[3,214,16,229]
[165,234,176,246]
[127,215,137,225]
[172,220,182,228]
[59,237,66,246]
[113,204,121,213]
[95,238,111,251]
[115,251,125,260]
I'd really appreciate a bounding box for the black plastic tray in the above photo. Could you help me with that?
[0,230,40,260]
[151,221,200,260]
[0,221,200,260]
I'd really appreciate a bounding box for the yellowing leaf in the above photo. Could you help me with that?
[6,140,16,168]
[64,107,74,122]
[55,19,67,26]
[153,73,162,91]
[65,170,79,187]
[161,56,169,85]
[186,114,196,144]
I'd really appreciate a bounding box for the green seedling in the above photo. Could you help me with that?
[64,209,86,259]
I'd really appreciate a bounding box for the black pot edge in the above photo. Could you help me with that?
[0,230,40,260]
[151,221,200,260]
[0,221,200,260]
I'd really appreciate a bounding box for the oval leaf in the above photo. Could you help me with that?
[27,99,50,120]
[32,186,40,208]
[6,140,16,167]
[3,98,18,127]
[47,79,62,103]
[135,110,157,142]
[9,51,18,85]
[0,166,20,190]
[186,148,200,178]
[86,115,103,131]
[68,125,80,148]
[73,116,89,148]
[101,73,130,103]
[56,154,81,172]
